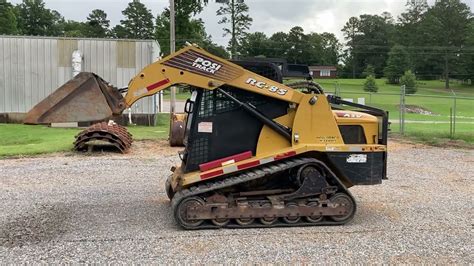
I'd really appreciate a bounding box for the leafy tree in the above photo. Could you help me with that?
[49,10,65,36]
[396,1,434,80]
[216,0,253,58]
[460,20,474,82]
[0,0,18,34]
[16,0,64,36]
[384,45,411,84]
[155,0,213,55]
[303,32,340,66]
[85,9,110,38]
[357,14,394,77]
[155,12,226,58]
[238,32,269,57]
[304,32,325,64]
[156,13,205,53]
[341,16,361,78]
[267,31,290,58]
[362,64,375,78]
[420,0,471,89]
[400,70,418,94]
[237,28,340,66]
[285,26,309,64]
[61,20,86,37]
[363,75,378,93]
[396,0,429,45]
[111,25,128,39]
[201,40,229,59]
[341,14,394,78]
[319,32,341,65]
[117,0,154,39]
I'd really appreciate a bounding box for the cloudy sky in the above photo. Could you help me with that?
[9,0,474,46]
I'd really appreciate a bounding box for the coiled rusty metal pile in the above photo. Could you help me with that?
[74,122,133,153]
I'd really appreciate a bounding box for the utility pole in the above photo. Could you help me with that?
[169,0,176,113]
[445,50,450,89]
[231,0,235,59]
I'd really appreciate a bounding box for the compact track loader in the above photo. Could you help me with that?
[26,45,388,229]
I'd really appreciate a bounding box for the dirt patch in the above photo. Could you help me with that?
[389,134,473,150]
[0,139,181,160]
[398,105,435,115]
[431,139,473,150]
[388,139,426,152]
[72,139,182,159]
[0,204,70,248]
[63,139,181,159]
[127,139,182,158]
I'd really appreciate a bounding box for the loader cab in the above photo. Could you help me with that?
[180,61,288,173]
[179,61,388,184]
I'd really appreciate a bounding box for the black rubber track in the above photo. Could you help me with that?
[171,157,357,230]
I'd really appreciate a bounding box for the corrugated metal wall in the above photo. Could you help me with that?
[0,36,160,114]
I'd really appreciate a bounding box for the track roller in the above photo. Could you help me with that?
[175,196,205,229]
[329,193,356,222]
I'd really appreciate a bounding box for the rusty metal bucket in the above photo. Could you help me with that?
[24,72,126,124]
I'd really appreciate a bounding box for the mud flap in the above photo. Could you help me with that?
[24,72,126,124]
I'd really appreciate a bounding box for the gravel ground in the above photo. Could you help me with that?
[0,141,472,264]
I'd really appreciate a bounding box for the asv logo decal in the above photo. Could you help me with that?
[192,57,222,74]
[246,78,288,96]
[336,112,363,118]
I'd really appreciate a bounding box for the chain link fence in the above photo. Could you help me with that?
[332,84,474,141]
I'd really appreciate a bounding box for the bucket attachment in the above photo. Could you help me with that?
[24,72,127,125]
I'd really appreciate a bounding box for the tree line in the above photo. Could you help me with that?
[0,0,473,87]
[0,0,229,57]
[341,0,473,88]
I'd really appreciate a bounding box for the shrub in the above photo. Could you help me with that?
[362,64,375,78]
[363,75,378,93]
[400,70,418,94]
[384,45,411,84]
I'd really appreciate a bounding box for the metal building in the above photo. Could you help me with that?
[0,35,162,125]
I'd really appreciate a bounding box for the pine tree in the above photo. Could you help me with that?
[364,75,379,93]
[342,17,361,78]
[362,65,375,78]
[117,0,154,39]
[111,25,128,39]
[86,9,110,38]
[217,0,252,59]
[400,70,418,94]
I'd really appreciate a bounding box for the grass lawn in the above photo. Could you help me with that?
[162,89,191,101]
[316,78,473,144]
[161,78,473,143]
[0,114,171,157]
[1,79,472,157]
[316,78,474,144]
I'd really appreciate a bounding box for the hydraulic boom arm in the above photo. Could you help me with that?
[123,46,304,109]
[24,45,304,126]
